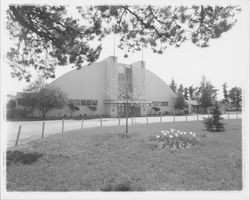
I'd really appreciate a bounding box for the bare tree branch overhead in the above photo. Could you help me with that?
[7,5,240,81]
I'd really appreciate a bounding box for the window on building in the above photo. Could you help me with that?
[152,101,168,106]
[68,99,81,106]
[81,100,86,106]
[69,99,98,107]
[87,100,98,106]
[162,102,169,106]
[152,102,161,107]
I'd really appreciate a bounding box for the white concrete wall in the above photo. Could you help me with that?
[131,61,146,101]
[28,56,177,117]
[145,70,177,114]
[50,58,108,116]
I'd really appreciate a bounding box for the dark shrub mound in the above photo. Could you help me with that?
[7,150,43,165]
[101,180,144,191]
[117,132,135,139]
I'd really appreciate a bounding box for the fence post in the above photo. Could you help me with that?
[228,113,230,120]
[100,115,103,127]
[15,125,22,146]
[236,113,238,119]
[132,115,134,125]
[146,115,148,124]
[173,114,175,122]
[81,117,84,131]
[118,115,121,126]
[41,121,45,138]
[185,115,187,122]
[197,113,199,121]
[160,113,162,123]
[62,118,64,133]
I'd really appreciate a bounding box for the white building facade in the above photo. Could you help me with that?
[16,56,177,117]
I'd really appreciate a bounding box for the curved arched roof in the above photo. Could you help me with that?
[50,57,176,103]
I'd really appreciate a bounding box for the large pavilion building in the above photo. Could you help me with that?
[16,56,177,117]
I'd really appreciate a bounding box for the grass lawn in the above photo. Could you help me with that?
[6,119,242,191]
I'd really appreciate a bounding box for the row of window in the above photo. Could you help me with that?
[152,101,168,107]
[68,99,98,107]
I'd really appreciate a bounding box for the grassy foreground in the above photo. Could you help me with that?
[7,119,242,191]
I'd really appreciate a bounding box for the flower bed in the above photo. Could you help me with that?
[151,128,198,150]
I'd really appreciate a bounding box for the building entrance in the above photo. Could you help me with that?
[117,104,141,117]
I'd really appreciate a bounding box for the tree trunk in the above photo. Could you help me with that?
[42,108,46,118]
[125,100,128,133]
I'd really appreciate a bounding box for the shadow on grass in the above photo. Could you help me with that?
[117,132,137,139]
[101,181,145,191]
[7,150,43,165]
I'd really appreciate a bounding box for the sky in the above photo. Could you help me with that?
[2,2,249,100]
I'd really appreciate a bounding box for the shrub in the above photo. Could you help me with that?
[202,102,224,131]
[7,107,29,119]
[152,106,160,112]
[7,151,43,165]
[101,180,144,191]
[151,129,198,151]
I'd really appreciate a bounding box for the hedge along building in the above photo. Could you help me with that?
[23,56,176,117]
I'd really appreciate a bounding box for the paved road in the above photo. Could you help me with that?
[5,113,241,147]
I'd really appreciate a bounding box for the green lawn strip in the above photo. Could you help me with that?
[7,119,242,191]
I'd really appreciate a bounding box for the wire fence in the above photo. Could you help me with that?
[7,112,242,147]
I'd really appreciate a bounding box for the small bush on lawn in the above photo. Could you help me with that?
[202,102,225,132]
[7,150,43,165]
[151,129,198,151]
[101,180,144,191]
[118,132,134,139]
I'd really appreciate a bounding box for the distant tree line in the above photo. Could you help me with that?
[169,76,242,113]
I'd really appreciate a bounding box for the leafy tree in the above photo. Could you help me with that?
[68,103,80,117]
[6,99,17,119]
[228,87,242,111]
[7,5,240,81]
[117,67,144,133]
[197,76,217,113]
[37,85,67,118]
[177,84,184,96]
[222,82,229,104]
[7,99,16,109]
[184,87,189,100]
[169,78,177,93]
[174,94,187,111]
[21,77,46,116]
[174,83,187,112]
[188,85,195,100]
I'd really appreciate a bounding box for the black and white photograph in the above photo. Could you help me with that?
[0,0,249,200]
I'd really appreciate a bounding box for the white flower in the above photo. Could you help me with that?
[189,131,193,135]
[177,130,180,133]
[184,132,186,135]
[180,132,183,135]
[156,135,160,138]
[169,135,173,138]
[175,133,179,137]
